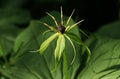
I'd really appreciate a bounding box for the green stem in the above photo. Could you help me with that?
[63,51,68,79]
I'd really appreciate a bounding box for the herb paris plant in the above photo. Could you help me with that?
[35,6,91,66]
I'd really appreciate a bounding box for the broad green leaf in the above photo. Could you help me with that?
[77,36,120,79]
[2,53,53,79]
[13,20,47,57]
[0,36,14,57]
[0,9,31,26]
[0,9,31,37]
[54,34,65,61]
[13,23,34,53]
[95,20,120,39]
[40,33,59,54]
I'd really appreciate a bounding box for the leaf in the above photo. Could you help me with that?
[0,36,14,57]
[0,9,31,37]
[13,20,47,57]
[77,36,120,79]
[54,34,65,61]
[40,33,59,54]
[3,53,54,79]
[0,9,31,26]
[95,20,120,39]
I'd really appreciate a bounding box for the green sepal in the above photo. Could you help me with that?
[54,34,65,62]
[40,33,59,54]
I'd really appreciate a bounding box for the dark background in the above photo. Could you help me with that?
[22,0,119,32]
[0,0,119,32]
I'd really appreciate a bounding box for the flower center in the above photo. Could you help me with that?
[58,24,66,34]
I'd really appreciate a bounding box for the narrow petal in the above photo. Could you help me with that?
[46,12,59,27]
[66,9,75,26]
[79,29,88,38]
[66,32,82,44]
[67,32,91,63]
[60,6,63,25]
[67,19,84,31]
[65,34,77,64]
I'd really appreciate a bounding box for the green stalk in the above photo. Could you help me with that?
[63,51,68,79]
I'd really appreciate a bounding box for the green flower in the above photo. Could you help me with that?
[37,7,91,64]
